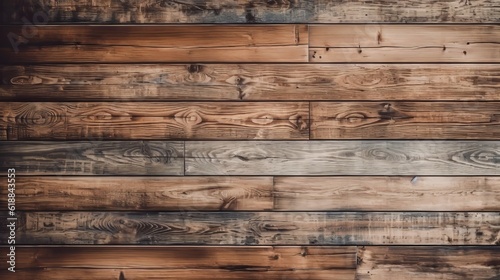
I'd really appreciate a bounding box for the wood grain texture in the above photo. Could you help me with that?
[0,141,183,175]
[2,64,499,101]
[311,102,500,139]
[0,102,309,140]
[2,0,498,23]
[274,177,500,211]
[357,246,500,280]
[0,25,308,63]
[310,25,500,62]
[0,177,273,211]
[185,141,500,175]
[7,212,499,245]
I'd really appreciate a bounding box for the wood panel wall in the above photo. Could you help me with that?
[1,1,499,279]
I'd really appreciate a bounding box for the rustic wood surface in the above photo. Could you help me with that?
[311,102,500,139]
[2,64,499,101]
[6,212,498,245]
[2,0,499,23]
[0,102,309,140]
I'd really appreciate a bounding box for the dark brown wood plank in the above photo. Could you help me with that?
[6,212,498,245]
[274,177,500,211]
[0,141,183,175]
[2,0,498,23]
[357,246,500,280]
[310,25,500,62]
[0,25,308,63]
[311,102,500,139]
[0,102,309,140]
[2,64,499,101]
[0,177,273,211]
[185,141,500,175]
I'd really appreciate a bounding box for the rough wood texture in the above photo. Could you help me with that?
[357,246,500,280]
[2,0,499,23]
[310,25,500,62]
[0,25,308,63]
[0,177,273,211]
[2,64,499,101]
[7,212,498,245]
[0,102,309,140]
[0,141,183,175]
[311,102,500,139]
[274,177,500,211]
[186,141,500,175]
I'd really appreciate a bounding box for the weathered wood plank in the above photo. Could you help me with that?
[0,102,309,140]
[0,177,273,211]
[357,246,500,280]
[7,212,498,245]
[2,0,498,23]
[0,25,308,63]
[2,64,499,101]
[274,177,500,211]
[311,102,500,139]
[0,141,183,175]
[310,25,500,62]
[185,141,500,175]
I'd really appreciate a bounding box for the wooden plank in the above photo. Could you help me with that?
[185,141,500,175]
[311,102,500,139]
[310,25,500,62]
[2,0,499,23]
[6,212,498,245]
[0,141,183,175]
[0,25,308,63]
[0,177,273,211]
[357,246,500,280]
[0,102,309,140]
[2,64,499,101]
[274,177,500,211]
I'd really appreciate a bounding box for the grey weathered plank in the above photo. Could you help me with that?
[185,141,500,175]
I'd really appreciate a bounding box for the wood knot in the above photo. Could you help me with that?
[187,64,203,74]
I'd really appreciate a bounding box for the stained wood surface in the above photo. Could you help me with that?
[0,141,183,175]
[2,64,499,101]
[2,0,499,23]
[357,246,500,280]
[310,25,500,62]
[185,141,500,175]
[0,25,308,63]
[7,212,498,245]
[311,102,500,139]
[0,102,309,140]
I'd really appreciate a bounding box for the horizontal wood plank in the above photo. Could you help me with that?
[310,25,500,62]
[2,0,498,23]
[0,102,309,140]
[0,25,308,63]
[311,102,500,139]
[6,212,498,245]
[185,141,500,175]
[357,246,500,280]
[2,64,499,101]
[0,141,183,175]
[0,177,273,211]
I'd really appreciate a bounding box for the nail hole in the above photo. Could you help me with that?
[463,51,467,55]
[358,49,362,54]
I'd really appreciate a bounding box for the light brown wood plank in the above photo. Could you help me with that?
[0,25,308,63]
[310,25,500,62]
[2,64,499,101]
[274,177,500,211]
[311,102,500,139]
[2,0,498,23]
[357,246,500,280]
[0,102,309,140]
[7,212,498,245]
[185,141,500,175]
[0,141,183,175]
[0,177,273,211]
